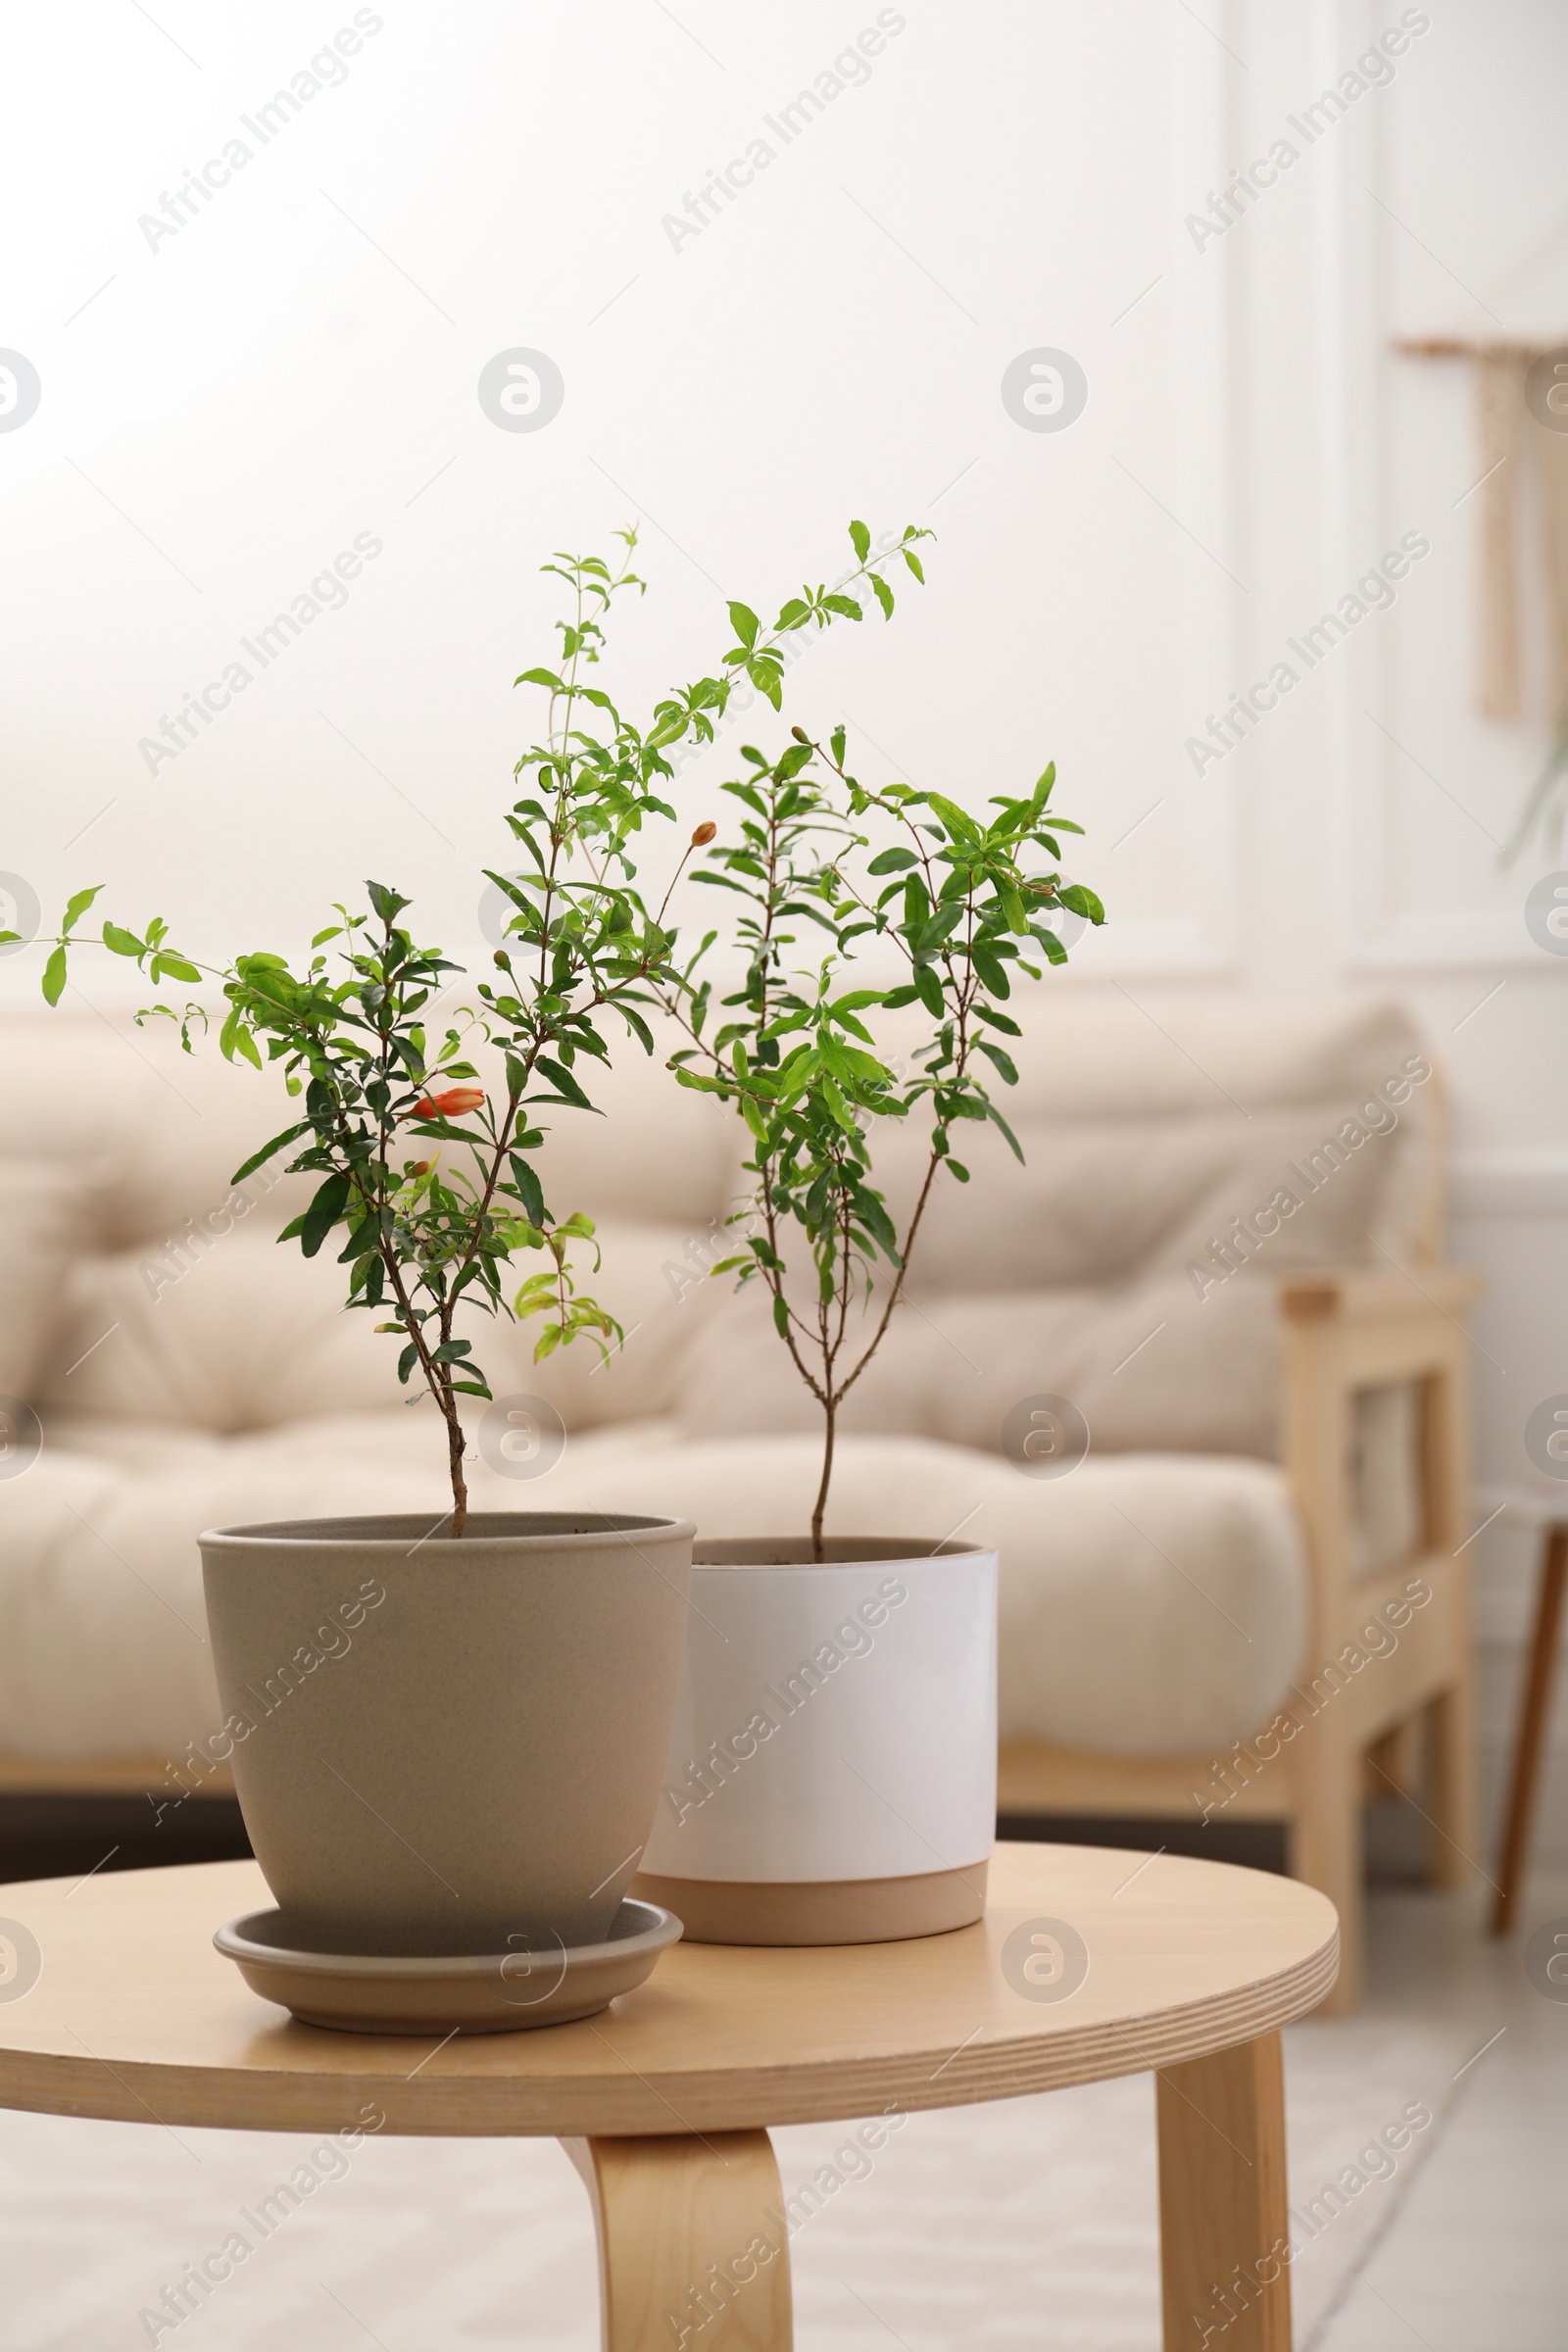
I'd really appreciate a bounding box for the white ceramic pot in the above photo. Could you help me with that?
[634,1537,997,1945]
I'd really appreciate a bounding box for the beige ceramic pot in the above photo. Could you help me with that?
[200,1511,694,1957]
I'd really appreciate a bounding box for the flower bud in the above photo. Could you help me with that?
[691,821,717,847]
[791,725,808,742]
[412,1085,485,1119]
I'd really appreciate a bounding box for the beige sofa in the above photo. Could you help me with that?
[0,991,1476,2007]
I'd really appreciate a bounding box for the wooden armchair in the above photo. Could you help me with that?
[999,1260,1481,2014]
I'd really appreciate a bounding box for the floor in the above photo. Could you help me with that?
[0,1871,1561,2350]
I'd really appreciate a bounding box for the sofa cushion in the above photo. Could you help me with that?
[853,1096,1399,1296]
[33,1215,719,1436]
[0,990,1442,1266]
[0,1159,99,1400]
[673,1266,1287,1459]
[34,1231,398,1434]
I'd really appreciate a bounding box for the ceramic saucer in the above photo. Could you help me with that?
[214,1898,682,2034]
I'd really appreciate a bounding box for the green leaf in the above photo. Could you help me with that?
[727,602,760,649]
[903,548,925,583]
[509,1153,547,1226]
[917,904,963,955]
[849,519,870,562]
[230,1121,312,1185]
[102,921,143,958]
[746,657,782,710]
[365,879,410,925]
[618,1003,655,1054]
[820,1074,858,1136]
[62,885,103,937]
[972,943,1010,996]
[397,1341,421,1385]
[927,791,980,845]
[772,1292,790,1339]
[514,666,564,690]
[867,848,916,875]
[986,1101,1025,1162]
[298,1172,351,1258]
[41,945,68,1005]
[1057,882,1105,924]
[1037,928,1069,965]
[853,1184,899,1256]
[912,963,944,1017]
[534,1055,593,1110]
[975,1004,1021,1036]
[338,1216,381,1264]
[871,573,895,621]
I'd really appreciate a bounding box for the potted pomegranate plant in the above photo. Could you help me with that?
[17,523,907,2023]
[637,529,1104,1944]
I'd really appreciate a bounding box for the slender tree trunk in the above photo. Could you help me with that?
[444,1390,468,1537]
[809,1400,837,1563]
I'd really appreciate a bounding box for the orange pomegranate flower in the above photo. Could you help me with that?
[412,1086,485,1119]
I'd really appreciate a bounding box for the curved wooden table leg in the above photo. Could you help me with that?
[1156,2032,1292,2351]
[563,2130,792,2351]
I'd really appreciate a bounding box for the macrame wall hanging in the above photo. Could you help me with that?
[1396,334,1568,724]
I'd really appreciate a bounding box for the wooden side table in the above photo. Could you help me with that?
[0,1843,1336,2351]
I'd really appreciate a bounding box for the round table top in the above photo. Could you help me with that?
[0,1844,1336,2137]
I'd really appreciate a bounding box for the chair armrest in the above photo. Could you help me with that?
[1280,1264,1484,1330]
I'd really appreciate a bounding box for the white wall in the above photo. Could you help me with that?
[1224,0,1568,1868]
[3,1,1565,1856]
